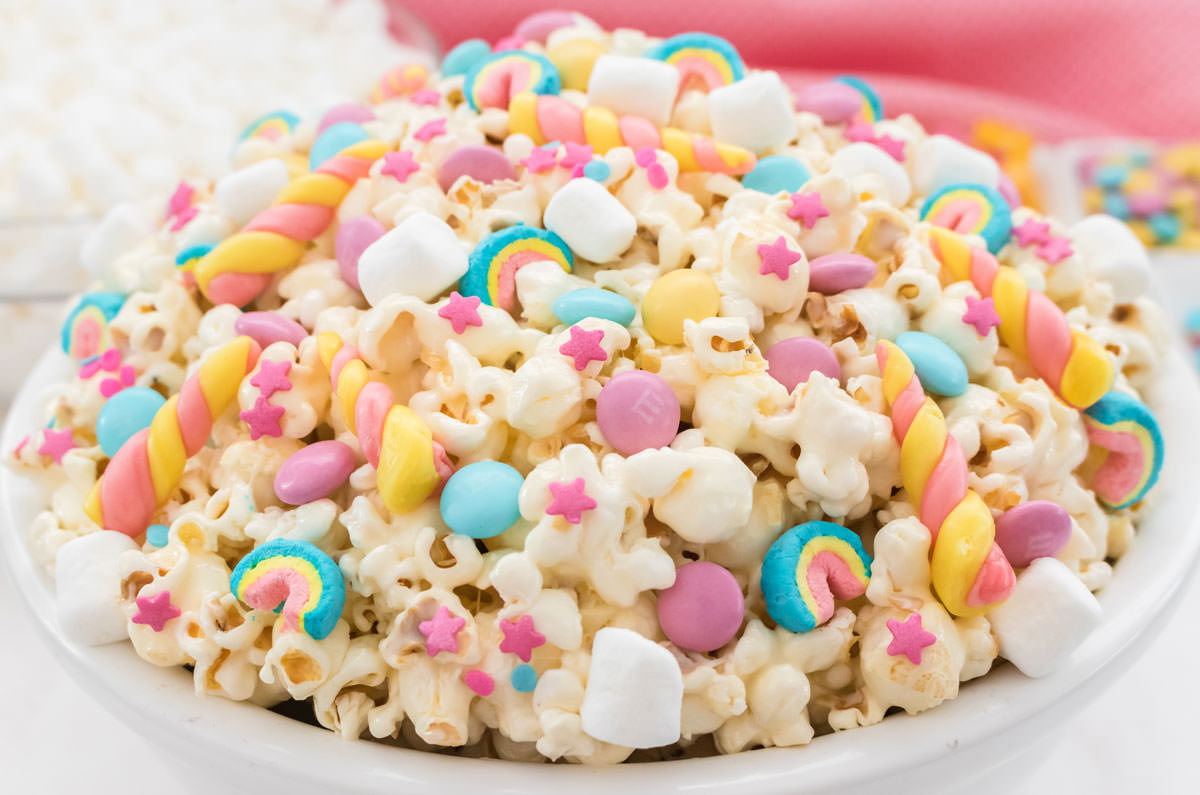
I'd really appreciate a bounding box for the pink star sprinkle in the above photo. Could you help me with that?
[165,181,193,220]
[1037,236,1074,264]
[99,365,136,398]
[438,291,483,334]
[169,206,198,232]
[559,142,593,169]
[499,615,546,662]
[962,295,1002,336]
[756,235,802,280]
[545,477,597,525]
[787,191,830,229]
[419,605,466,657]
[843,122,876,143]
[410,88,442,106]
[874,134,906,161]
[558,325,607,370]
[240,397,285,440]
[251,360,293,399]
[521,146,558,174]
[413,117,447,142]
[381,150,420,182]
[132,591,181,632]
[37,428,76,465]
[1012,218,1051,247]
[886,613,937,665]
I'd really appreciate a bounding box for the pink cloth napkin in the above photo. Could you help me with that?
[392,0,1200,141]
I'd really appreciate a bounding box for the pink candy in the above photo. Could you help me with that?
[595,370,680,456]
[515,10,577,43]
[807,252,878,294]
[316,103,376,137]
[234,312,307,349]
[994,500,1072,568]
[794,81,863,124]
[765,337,841,392]
[274,440,356,505]
[436,145,516,192]
[656,561,745,652]
[334,216,386,291]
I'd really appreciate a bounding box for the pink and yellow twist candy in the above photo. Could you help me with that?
[877,340,1015,617]
[85,336,261,536]
[508,92,756,175]
[317,332,449,514]
[928,227,1113,410]
[195,138,389,307]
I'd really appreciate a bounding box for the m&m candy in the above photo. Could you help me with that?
[595,370,680,456]
[440,461,524,539]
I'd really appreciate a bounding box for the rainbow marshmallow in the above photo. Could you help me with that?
[833,75,884,123]
[230,538,346,640]
[643,32,745,90]
[463,51,561,112]
[460,224,573,310]
[61,292,125,361]
[1082,390,1164,510]
[761,521,872,633]
[238,109,300,142]
[920,182,1013,254]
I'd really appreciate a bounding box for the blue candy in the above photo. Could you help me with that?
[1102,193,1131,221]
[96,387,166,457]
[833,75,884,121]
[1094,164,1128,190]
[895,331,968,397]
[309,122,369,171]
[511,663,538,693]
[919,182,1013,255]
[742,155,812,196]
[440,461,525,539]
[146,524,169,548]
[61,292,125,358]
[441,38,492,78]
[643,32,746,85]
[583,160,611,182]
[1149,212,1180,244]
[552,288,637,327]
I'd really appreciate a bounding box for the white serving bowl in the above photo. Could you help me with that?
[3,346,1198,795]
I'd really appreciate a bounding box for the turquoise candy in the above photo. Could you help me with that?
[440,461,525,539]
[441,38,492,78]
[1094,164,1128,189]
[643,32,746,83]
[309,122,369,171]
[552,288,636,327]
[61,291,125,357]
[895,331,968,397]
[96,387,166,457]
[742,155,812,196]
[1149,213,1181,244]
[510,663,538,693]
[833,75,883,121]
[146,524,169,548]
[583,160,611,182]
[1082,390,1164,510]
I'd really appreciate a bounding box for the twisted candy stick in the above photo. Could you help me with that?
[877,340,1015,617]
[317,332,449,514]
[85,336,261,536]
[508,91,757,175]
[195,138,389,307]
[928,227,1113,410]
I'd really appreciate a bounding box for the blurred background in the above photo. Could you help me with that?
[2,1,1198,791]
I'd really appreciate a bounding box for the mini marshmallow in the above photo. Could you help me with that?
[708,72,797,154]
[357,212,468,305]
[80,202,153,284]
[580,627,683,748]
[215,158,290,225]
[830,142,912,206]
[988,557,1102,678]
[586,54,680,128]
[1069,214,1152,304]
[55,531,138,646]
[543,177,636,263]
[912,135,999,197]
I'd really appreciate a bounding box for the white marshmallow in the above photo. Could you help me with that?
[912,135,999,196]
[55,531,138,647]
[543,177,636,263]
[1069,214,1152,304]
[80,202,153,284]
[580,627,683,748]
[989,558,1102,678]
[357,212,468,305]
[708,72,797,154]
[215,158,290,225]
[830,142,912,206]
[586,55,679,128]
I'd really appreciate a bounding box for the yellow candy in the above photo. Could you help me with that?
[1126,219,1155,246]
[641,269,721,345]
[377,405,440,515]
[547,38,607,92]
[1123,168,1156,195]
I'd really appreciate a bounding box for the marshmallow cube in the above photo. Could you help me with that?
[587,54,680,128]
[912,135,1000,197]
[55,531,138,647]
[709,72,797,154]
[989,558,1102,678]
[215,158,290,225]
[581,627,683,748]
[1070,214,1152,304]
[80,202,153,284]
[357,212,469,305]
[830,142,913,206]
[544,177,636,263]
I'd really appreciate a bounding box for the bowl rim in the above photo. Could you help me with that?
[4,344,1199,794]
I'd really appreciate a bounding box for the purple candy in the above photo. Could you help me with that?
[274,440,357,505]
[657,561,744,652]
[794,81,863,124]
[595,370,680,456]
[235,311,307,349]
[765,337,841,392]
[515,10,577,43]
[807,253,878,294]
[437,145,516,192]
[335,216,386,291]
[316,103,376,137]
[994,500,1072,568]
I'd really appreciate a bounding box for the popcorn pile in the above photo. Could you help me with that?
[9,11,1170,765]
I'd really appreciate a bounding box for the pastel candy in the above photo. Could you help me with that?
[543,177,637,263]
[61,292,125,360]
[920,182,1013,255]
[547,38,607,92]
[795,81,863,124]
[214,158,290,226]
[1069,214,1152,304]
[274,440,357,505]
[640,269,721,345]
[440,461,524,539]
[55,531,139,646]
[586,54,679,127]
[765,337,841,392]
[96,387,166,457]
[709,72,797,154]
[912,135,1000,197]
[895,331,968,397]
[463,51,561,112]
[230,538,346,640]
[656,561,744,652]
[761,521,872,633]
[357,212,469,304]
[437,145,516,192]
[309,122,369,171]
[595,370,681,456]
[643,32,746,90]
[238,109,299,142]
[832,75,883,122]
[552,288,637,327]
[515,10,579,42]
[580,627,683,748]
[830,142,912,205]
[334,216,386,292]
[994,501,1072,568]
[1081,390,1164,510]
[441,38,492,77]
[742,155,811,196]
[146,523,169,548]
[807,252,877,294]
[461,224,573,310]
[316,103,375,136]
[234,311,307,349]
